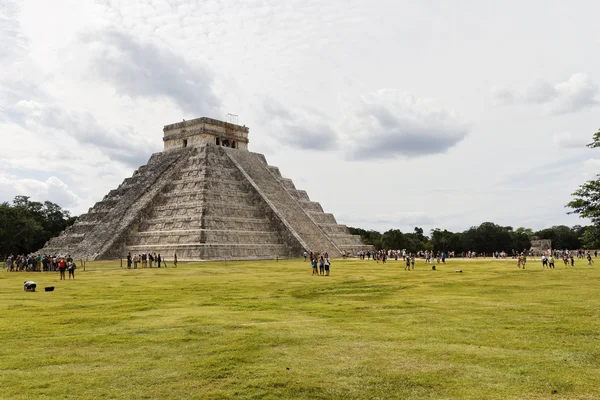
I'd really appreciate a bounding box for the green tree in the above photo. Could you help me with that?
[0,202,43,255]
[381,229,406,250]
[0,196,75,256]
[566,129,600,248]
[348,227,382,249]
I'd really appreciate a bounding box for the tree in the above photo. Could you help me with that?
[348,227,382,249]
[0,202,42,255]
[586,128,600,148]
[0,196,75,256]
[567,128,600,248]
[381,229,406,250]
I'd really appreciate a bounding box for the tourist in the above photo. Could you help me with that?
[517,255,521,269]
[173,253,178,268]
[521,254,526,269]
[570,254,574,267]
[541,254,547,268]
[587,253,593,266]
[157,253,162,268]
[303,251,307,262]
[127,252,132,269]
[148,253,154,268]
[311,258,318,276]
[324,256,330,276]
[319,256,324,276]
[405,254,410,271]
[410,254,415,270]
[24,281,36,292]
[548,255,555,269]
[142,253,147,268]
[68,260,76,279]
[58,257,67,280]
[133,254,139,269]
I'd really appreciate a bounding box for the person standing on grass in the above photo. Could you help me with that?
[570,254,575,267]
[548,255,555,269]
[141,253,147,268]
[312,258,318,276]
[541,254,547,268]
[148,253,154,268]
[587,253,593,266]
[410,254,415,270]
[517,254,522,268]
[58,257,67,280]
[68,260,76,279]
[303,251,307,262]
[173,253,178,268]
[319,256,325,276]
[324,256,330,276]
[521,254,527,269]
[405,254,411,271]
[127,253,132,269]
[133,254,139,269]
[157,253,162,268]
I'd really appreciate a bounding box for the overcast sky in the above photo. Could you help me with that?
[1,0,599,234]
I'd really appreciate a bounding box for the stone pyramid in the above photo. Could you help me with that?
[41,117,371,260]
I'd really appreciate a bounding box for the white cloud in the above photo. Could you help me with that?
[79,29,221,117]
[492,73,599,114]
[260,100,338,151]
[0,174,81,210]
[341,90,469,160]
[9,99,154,168]
[259,90,469,159]
[552,73,599,114]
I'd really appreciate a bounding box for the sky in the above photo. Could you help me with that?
[1,0,599,234]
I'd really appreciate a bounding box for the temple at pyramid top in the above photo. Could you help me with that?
[40,117,372,261]
[163,117,249,151]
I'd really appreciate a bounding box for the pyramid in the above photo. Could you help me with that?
[41,117,372,260]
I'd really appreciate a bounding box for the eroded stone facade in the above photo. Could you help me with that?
[40,118,372,260]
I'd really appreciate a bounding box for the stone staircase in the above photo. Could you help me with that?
[121,145,303,260]
[42,148,193,259]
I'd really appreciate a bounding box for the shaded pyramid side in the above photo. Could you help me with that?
[119,145,305,260]
[40,148,194,259]
[265,165,372,255]
[223,148,372,257]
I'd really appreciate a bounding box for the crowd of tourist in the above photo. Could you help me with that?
[349,247,597,270]
[5,254,77,279]
[124,252,178,268]
[354,250,449,264]
[303,251,331,276]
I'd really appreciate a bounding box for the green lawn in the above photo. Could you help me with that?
[1,257,599,399]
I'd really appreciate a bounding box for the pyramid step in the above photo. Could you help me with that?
[124,243,292,261]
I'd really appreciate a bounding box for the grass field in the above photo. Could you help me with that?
[1,257,600,399]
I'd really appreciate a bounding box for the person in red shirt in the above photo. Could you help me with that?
[58,258,67,280]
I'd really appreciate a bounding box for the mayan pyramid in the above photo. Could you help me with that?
[41,117,371,260]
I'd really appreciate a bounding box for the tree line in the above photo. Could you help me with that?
[0,196,75,256]
[348,223,595,253]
